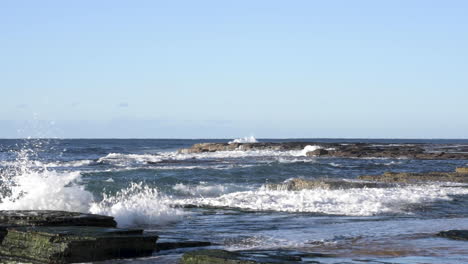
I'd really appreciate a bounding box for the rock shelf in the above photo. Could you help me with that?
[178,142,468,160]
[0,210,158,263]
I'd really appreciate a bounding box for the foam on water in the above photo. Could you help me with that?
[173,182,247,197]
[173,184,468,216]
[229,136,258,144]
[97,153,163,165]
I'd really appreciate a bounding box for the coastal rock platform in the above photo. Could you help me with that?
[178,142,468,160]
[0,210,158,263]
[359,167,468,183]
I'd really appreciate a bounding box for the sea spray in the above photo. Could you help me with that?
[90,182,186,227]
[0,143,186,227]
[229,136,258,144]
[0,147,94,212]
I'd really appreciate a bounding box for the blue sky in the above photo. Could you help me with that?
[1,0,467,138]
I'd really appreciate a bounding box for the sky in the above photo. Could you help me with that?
[0,0,467,138]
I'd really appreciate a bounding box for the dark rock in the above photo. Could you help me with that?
[0,210,117,228]
[156,241,212,251]
[266,178,388,191]
[0,226,157,263]
[178,142,468,160]
[437,230,468,240]
[306,149,329,157]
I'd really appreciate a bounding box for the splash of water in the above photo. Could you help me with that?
[229,136,258,144]
[90,182,186,226]
[0,144,185,227]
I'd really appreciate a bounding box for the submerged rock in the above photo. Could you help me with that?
[181,249,278,264]
[359,169,468,183]
[0,226,157,263]
[156,240,212,251]
[266,178,387,191]
[437,230,468,240]
[181,249,329,264]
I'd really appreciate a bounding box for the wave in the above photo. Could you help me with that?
[229,136,258,144]
[0,152,185,227]
[90,182,186,226]
[172,184,468,216]
[173,182,247,197]
[97,153,163,165]
[0,168,93,213]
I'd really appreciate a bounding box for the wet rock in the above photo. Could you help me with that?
[437,230,468,240]
[266,178,387,191]
[156,241,212,251]
[0,226,157,263]
[181,249,277,264]
[306,149,329,156]
[0,210,117,228]
[359,169,468,183]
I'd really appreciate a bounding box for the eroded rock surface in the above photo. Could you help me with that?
[359,168,468,183]
[0,226,157,263]
[0,210,158,263]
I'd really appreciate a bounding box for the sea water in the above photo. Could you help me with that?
[0,138,468,263]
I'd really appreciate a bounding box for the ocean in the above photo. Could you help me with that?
[1,138,468,263]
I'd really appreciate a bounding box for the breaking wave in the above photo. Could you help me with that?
[229,136,258,144]
[90,182,186,226]
[173,182,247,197]
[173,184,468,216]
[0,150,185,227]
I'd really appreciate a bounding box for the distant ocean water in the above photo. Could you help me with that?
[1,138,468,263]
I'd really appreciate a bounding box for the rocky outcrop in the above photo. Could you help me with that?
[437,230,468,240]
[179,142,468,160]
[178,142,317,154]
[0,210,116,228]
[265,178,388,191]
[0,210,158,263]
[306,149,329,156]
[359,167,468,183]
[0,226,156,263]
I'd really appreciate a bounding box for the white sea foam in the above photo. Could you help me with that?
[229,136,258,144]
[295,145,322,156]
[173,184,468,216]
[90,182,186,227]
[97,153,162,165]
[173,182,246,197]
[0,169,93,212]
